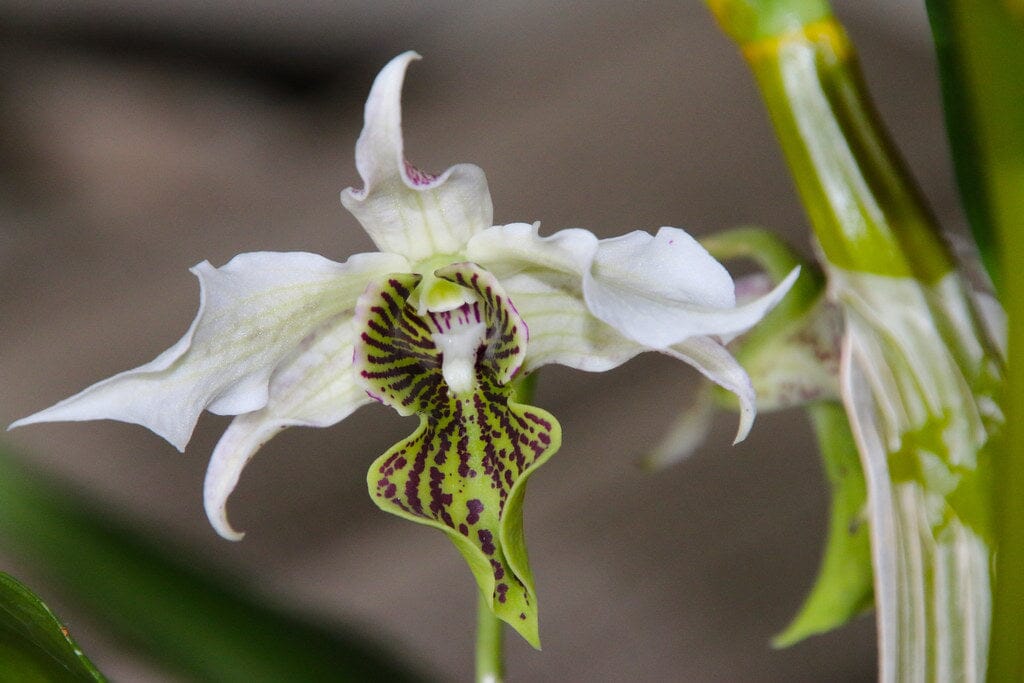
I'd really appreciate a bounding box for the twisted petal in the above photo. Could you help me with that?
[468,223,775,441]
[353,266,559,647]
[340,51,494,261]
[11,251,408,450]
[204,315,371,540]
[640,342,764,468]
[666,336,757,443]
[583,227,800,347]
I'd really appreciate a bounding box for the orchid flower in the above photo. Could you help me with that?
[11,51,797,645]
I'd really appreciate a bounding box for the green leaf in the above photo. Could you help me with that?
[0,572,104,681]
[923,4,1024,678]
[0,447,426,682]
[774,402,872,647]
[923,1,1024,292]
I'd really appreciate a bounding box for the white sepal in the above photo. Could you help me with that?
[665,336,757,444]
[340,51,494,261]
[11,250,407,450]
[584,227,800,348]
[643,382,717,469]
[204,314,371,540]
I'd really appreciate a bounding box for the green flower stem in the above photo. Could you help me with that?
[923,4,1024,678]
[475,591,504,683]
[707,2,955,282]
[707,2,1002,681]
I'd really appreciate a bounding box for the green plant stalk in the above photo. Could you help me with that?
[0,447,424,682]
[475,592,503,683]
[705,2,1003,681]
[730,21,954,280]
[924,3,1024,678]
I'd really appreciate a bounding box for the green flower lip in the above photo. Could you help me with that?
[354,265,557,646]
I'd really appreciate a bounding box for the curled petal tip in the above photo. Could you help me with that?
[341,52,493,260]
[732,402,755,445]
[204,415,286,543]
[209,509,246,543]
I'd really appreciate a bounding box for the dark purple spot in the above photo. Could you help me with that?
[466,499,484,524]
[478,529,496,555]
[490,558,505,580]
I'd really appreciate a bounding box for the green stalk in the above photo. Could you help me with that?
[923,4,1024,679]
[475,593,504,683]
[709,5,954,281]
[705,2,1002,681]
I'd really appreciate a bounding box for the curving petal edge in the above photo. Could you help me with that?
[583,227,800,348]
[204,315,372,540]
[11,251,408,451]
[340,52,494,261]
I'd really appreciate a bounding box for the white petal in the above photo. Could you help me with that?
[664,336,757,444]
[583,227,800,348]
[497,274,642,373]
[340,52,493,261]
[11,250,408,450]
[468,223,642,372]
[204,315,371,540]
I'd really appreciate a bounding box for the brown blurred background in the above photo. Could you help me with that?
[1,2,962,680]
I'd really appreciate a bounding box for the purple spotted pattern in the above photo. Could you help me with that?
[354,263,559,639]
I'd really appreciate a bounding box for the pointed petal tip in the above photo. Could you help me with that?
[209,510,246,543]
[204,478,247,542]
[732,404,755,445]
[7,405,191,452]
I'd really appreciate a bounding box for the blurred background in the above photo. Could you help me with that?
[0,1,962,680]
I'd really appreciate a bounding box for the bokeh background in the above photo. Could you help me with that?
[1,2,963,680]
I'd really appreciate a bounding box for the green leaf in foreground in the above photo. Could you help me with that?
[774,402,872,647]
[0,447,427,682]
[0,572,104,681]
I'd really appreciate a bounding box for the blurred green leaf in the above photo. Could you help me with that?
[0,571,104,681]
[924,1,1024,293]
[0,446,428,682]
[924,5,1024,678]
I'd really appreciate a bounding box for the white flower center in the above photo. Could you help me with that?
[428,300,485,395]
